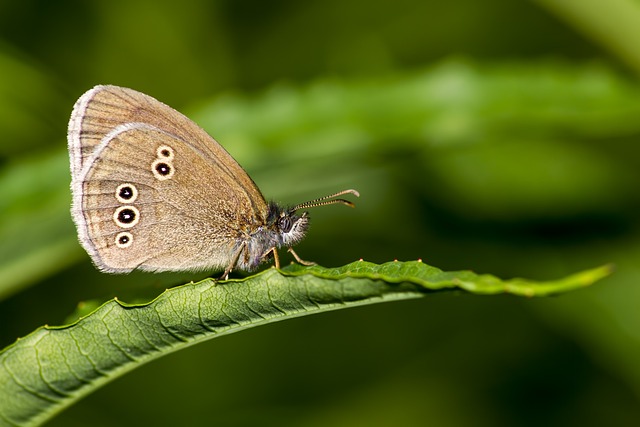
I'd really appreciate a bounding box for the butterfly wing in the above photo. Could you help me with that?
[69,85,262,197]
[69,86,269,272]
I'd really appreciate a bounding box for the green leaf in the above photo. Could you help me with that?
[0,261,610,427]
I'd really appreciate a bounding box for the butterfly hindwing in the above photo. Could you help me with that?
[73,122,264,272]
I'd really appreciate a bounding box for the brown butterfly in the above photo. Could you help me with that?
[68,85,358,278]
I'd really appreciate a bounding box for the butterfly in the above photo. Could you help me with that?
[68,85,358,278]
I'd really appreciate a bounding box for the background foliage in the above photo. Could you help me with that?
[0,0,639,426]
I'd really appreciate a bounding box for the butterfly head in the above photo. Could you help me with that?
[269,189,360,247]
[272,207,310,246]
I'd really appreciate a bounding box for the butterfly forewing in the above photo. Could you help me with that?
[69,86,269,272]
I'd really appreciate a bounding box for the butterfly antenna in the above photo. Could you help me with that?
[292,189,360,211]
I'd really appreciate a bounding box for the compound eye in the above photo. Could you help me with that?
[278,216,292,233]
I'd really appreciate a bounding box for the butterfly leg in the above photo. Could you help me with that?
[272,248,281,269]
[261,247,281,269]
[219,265,233,281]
[288,248,316,266]
[220,243,246,280]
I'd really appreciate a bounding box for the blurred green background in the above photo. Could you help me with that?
[1,0,640,425]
